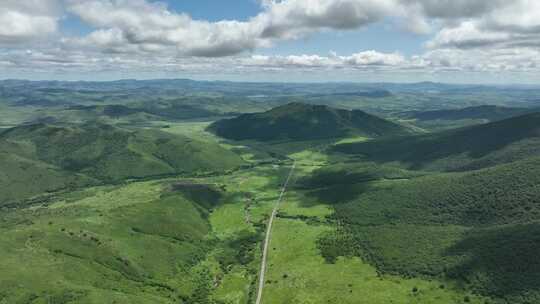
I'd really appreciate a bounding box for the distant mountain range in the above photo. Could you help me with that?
[3,79,539,99]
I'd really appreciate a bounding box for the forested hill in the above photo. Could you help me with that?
[0,122,245,205]
[406,105,535,122]
[208,102,411,141]
[334,111,540,171]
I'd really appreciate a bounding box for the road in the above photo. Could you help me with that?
[255,160,296,304]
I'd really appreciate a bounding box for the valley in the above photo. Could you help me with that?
[1,80,540,304]
[5,0,540,302]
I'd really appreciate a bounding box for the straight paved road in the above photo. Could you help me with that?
[255,161,296,304]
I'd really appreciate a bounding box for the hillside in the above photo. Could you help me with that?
[0,122,245,205]
[303,157,540,304]
[334,111,540,171]
[0,177,263,303]
[407,105,534,122]
[67,103,219,121]
[208,103,411,141]
[399,105,538,131]
[0,151,96,206]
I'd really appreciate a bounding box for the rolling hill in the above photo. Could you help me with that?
[303,156,540,304]
[67,103,219,121]
[399,105,538,131]
[334,111,540,171]
[208,103,411,141]
[407,105,535,122]
[0,122,245,205]
[5,79,540,304]
[25,103,222,126]
[0,178,262,303]
[0,151,96,207]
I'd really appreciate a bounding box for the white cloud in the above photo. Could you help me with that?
[427,21,510,49]
[64,0,407,58]
[2,46,540,83]
[344,50,405,66]
[424,1,540,50]
[1,0,540,81]
[61,0,540,61]
[65,0,261,57]
[0,0,60,44]
[256,0,396,39]
[242,51,405,70]
[401,0,508,19]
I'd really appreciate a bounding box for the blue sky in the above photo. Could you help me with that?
[157,1,428,57]
[1,0,540,83]
[165,0,262,21]
[59,1,427,57]
[59,0,264,37]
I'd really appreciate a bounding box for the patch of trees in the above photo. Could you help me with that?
[309,156,540,304]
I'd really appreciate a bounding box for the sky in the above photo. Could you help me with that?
[1,0,540,84]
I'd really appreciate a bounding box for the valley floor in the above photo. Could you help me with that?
[257,158,487,304]
[0,121,491,304]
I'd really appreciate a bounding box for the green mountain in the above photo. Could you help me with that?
[208,103,411,141]
[303,156,540,304]
[334,111,540,171]
[0,122,245,205]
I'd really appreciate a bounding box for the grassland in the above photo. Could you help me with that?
[2,84,540,304]
[0,117,491,304]
[297,151,540,304]
[259,156,488,304]
[0,122,246,206]
[0,112,302,304]
[0,157,294,303]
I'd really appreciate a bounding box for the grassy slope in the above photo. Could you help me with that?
[399,105,538,131]
[0,152,95,205]
[0,182,214,303]
[260,159,487,304]
[302,157,540,304]
[0,117,295,304]
[0,160,291,304]
[408,105,535,122]
[0,122,245,205]
[334,111,540,171]
[209,103,410,141]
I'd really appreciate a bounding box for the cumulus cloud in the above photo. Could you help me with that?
[0,0,60,44]
[402,0,507,20]
[244,50,404,69]
[427,21,510,49]
[256,0,396,39]
[2,45,540,82]
[425,1,540,51]
[1,0,540,80]
[63,0,418,58]
[61,0,540,60]
[65,0,261,57]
